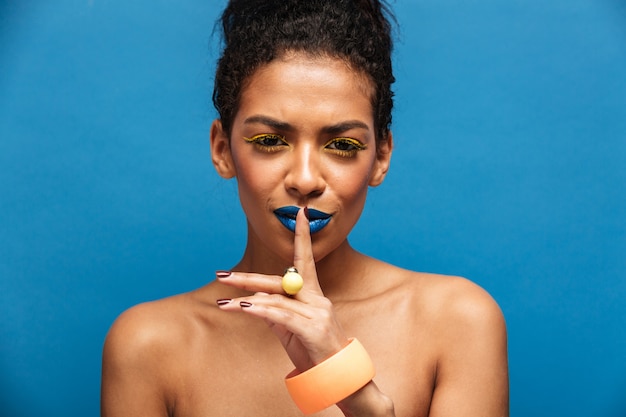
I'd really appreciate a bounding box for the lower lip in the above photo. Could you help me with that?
[273,207,332,234]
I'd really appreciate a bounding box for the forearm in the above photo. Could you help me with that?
[337,381,396,417]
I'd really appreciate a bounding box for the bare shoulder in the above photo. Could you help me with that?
[397,269,509,414]
[367,259,507,346]
[102,284,232,370]
[425,273,504,328]
[387,265,505,331]
[106,296,178,345]
[101,294,200,416]
[102,286,243,416]
[102,295,194,375]
[362,258,506,339]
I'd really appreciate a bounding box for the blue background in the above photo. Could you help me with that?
[1,1,625,416]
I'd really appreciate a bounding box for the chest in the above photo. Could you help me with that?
[170,325,436,416]
[172,356,434,417]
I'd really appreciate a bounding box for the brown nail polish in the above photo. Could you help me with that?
[216,270,232,278]
[216,299,232,306]
[303,206,309,220]
[240,301,252,308]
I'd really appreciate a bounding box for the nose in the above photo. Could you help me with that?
[284,143,326,199]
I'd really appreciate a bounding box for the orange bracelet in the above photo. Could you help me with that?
[284,338,375,415]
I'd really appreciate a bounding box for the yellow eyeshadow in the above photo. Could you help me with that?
[242,133,287,154]
[243,133,285,143]
[323,137,368,158]
[242,135,366,157]
[323,137,368,150]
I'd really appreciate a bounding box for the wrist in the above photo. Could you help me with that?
[285,338,376,415]
[337,381,395,417]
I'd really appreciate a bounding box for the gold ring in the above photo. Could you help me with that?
[282,267,304,295]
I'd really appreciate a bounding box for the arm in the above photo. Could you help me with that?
[101,305,171,417]
[336,381,396,417]
[429,283,509,417]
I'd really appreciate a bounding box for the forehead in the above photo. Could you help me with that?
[235,53,375,128]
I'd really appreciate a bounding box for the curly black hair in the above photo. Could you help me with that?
[212,0,395,145]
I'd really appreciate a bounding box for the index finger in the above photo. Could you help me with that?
[293,207,321,293]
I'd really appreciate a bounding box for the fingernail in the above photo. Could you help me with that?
[303,206,310,220]
[216,270,232,278]
[239,301,252,308]
[216,298,232,306]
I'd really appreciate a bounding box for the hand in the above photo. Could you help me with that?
[216,207,349,371]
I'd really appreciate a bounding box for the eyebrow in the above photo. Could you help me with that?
[243,115,370,135]
[244,115,294,131]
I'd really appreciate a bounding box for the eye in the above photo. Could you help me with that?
[243,133,288,153]
[324,137,367,158]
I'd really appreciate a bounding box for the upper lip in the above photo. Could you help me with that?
[273,206,332,220]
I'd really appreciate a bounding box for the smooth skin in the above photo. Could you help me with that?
[101,53,509,417]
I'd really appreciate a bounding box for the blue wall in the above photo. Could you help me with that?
[1,1,624,416]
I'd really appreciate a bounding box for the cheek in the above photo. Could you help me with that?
[236,165,267,203]
[233,155,282,211]
[329,160,375,201]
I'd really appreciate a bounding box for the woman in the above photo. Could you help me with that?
[101,1,509,416]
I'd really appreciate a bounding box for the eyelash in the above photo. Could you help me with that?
[323,137,368,158]
[243,134,367,158]
[243,134,287,153]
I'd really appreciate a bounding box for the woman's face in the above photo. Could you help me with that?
[211,52,391,264]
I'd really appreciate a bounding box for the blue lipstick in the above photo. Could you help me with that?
[273,206,332,234]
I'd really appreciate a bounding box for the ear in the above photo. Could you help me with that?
[210,119,236,179]
[368,131,393,187]
[369,132,393,187]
